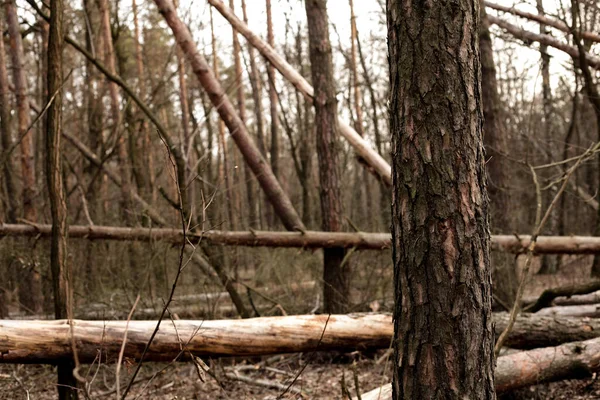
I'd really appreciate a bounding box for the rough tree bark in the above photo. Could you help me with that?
[388,0,496,397]
[305,0,349,314]
[46,0,77,397]
[5,0,42,314]
[360,335,600,399]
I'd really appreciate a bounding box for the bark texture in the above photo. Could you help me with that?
[388,0,496,397]
[305,0,348,314]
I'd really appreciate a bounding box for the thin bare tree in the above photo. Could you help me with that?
[305,0,349,313]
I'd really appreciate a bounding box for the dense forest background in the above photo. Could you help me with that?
[0,0,598,332]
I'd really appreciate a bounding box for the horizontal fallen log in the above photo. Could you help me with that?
[0,314,392,363]
[3,313,600,363]
[485,1,600,43]
[3,223,600,254]
[526,281,600,312]
[536,304,600,318]
[359,336,600,398]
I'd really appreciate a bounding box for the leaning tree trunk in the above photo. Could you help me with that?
[153,0,305,232]
[388,0,496,397]
[46,0,77,397]
[305,0,349,314]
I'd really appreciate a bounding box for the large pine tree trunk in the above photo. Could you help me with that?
[46,0,77,397]
[305,0,348,314]
[388,0,496,397]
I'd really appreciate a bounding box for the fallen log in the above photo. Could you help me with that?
[358,336,600,398]
[3,223,600,254]
[3,313,600,363]
[526,281,600,312]
[0,314,392,363]
[485,1,600,43]
[535,304,600,318]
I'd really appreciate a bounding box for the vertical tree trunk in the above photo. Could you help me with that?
[294,27,314,228]
[0,8,16,318]
[387,0,496,396]
[537,0,560,274]
[47,0,77,397]
[305,0,349,314]
[242,0,264,228]
[266,0,279,228]
[229,0,256,229]
[210,6,236,230]
[95,0,132,224]
[132,0,155,204]
[0,10,17,224]
[348,0,372,229]
[479,2,517,304]
[356,30,389,231]
[82,0,104,296]
[173,0,195,220]
[5,0,42,314]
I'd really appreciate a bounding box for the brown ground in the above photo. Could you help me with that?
[2,254,600,399]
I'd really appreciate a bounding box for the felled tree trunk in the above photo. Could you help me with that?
[359,336,600,398]
[4,313,600,363]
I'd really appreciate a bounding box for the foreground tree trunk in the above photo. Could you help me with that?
[46,0,77,397]
[305,0,349,314]
[388,0,496,397]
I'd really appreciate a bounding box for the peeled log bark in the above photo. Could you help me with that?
[2,224,600,254]
[3,313,600,363]
[0,314,392,363]
[359,337,600,398]
[207,0,392,185]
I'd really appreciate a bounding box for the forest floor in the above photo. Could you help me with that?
[2,253,599,399]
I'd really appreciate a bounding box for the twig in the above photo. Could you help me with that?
[494,141,600,355]
[115,295,140,399]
